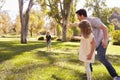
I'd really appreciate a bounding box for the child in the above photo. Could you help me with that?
[46,31,51,51]
[73,20,95,80]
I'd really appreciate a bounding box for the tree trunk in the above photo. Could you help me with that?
[21,16,27,43]
[30,27,33,37]
[18,0,33,44]
[62,19,67,41]
[61,0,73,41]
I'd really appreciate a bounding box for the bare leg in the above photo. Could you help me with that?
[84,62,92,80]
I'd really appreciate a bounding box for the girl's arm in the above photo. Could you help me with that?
[87,37,95,60]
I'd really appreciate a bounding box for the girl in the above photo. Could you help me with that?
[73,20,95,80]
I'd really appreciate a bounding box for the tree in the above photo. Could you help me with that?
[0,0,5,10]
[0,11,11,34]
[85,0,112,26]
[29,10,45,37]
[14,15,21,34]
[29,13,38,37]
[69,0,79,36]
[18,0,34,44]
[85,0,106,17]
[109,7,120,30]
[37,0,73,41]
[60,0,73,41]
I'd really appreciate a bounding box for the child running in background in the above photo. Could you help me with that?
[72,20,95,80]
[46,31,51,51]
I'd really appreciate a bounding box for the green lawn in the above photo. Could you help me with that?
[0,38,120,80]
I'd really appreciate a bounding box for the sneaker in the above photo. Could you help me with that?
[113,76,120,80]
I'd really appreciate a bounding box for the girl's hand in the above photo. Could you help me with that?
[87,54,92,60]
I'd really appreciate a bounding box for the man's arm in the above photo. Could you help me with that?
[69,22,79,27]
[100,24,108,48]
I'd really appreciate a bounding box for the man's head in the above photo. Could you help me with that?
[76,9,87,21]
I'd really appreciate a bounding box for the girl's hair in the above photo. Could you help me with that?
[78,20,92,38]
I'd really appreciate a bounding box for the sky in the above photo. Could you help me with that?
[76,0,120,9]
[1,0,19,21]
[1,0,120,21]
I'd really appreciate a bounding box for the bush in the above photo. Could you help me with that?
[70,37,80,42]
[111,30,120,41]
[112,42,120,45]
[108,24,114,33]
[56,38,62,41]
[111,30,120,45]
[38,36,44,40]
[51,36,57,40]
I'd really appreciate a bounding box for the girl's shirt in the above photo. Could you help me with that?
[79,33,95,63]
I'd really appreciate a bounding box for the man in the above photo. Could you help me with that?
[75,9,120,80]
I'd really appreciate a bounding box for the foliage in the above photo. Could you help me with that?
[67,28,73,41]
[69,0,77,23]
[48,20,58,36]
[108,24,114,33]
[70,38,80,42]
[51,36,57,40]
[56,24,62,38]
[39,28,47,35]
[0,0,5,10]
[111,30,120,45]
[37,0,74,41]
[13,15,21,34]
[109,7,120,30]
[68,0,80,37]
[14,9,45,37]
[85,0,107,17]
[0,11,11,34]
[98,8,112,26]
[71,26,80,36]
[29,10,45,37]
[85,0,112,26]
[56,38,62,41]
[113,7,120,15]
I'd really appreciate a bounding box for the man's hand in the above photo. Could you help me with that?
[102,40,108,48]
[68,22,79,27]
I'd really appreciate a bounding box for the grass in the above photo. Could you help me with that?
[0,38,120,80]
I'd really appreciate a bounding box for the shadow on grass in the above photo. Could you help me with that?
[52,41,80,48]
[0,40,119,80]
[36,50,79,64]
[36,49,120,67]
[51,74,62,80]
[36,51,56,64]
[0,40,72,63]
[0,41,46,63]
[1,49,84,79]
[0,46,118,80]
[94,54,120,66]
[107,54,120,65]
